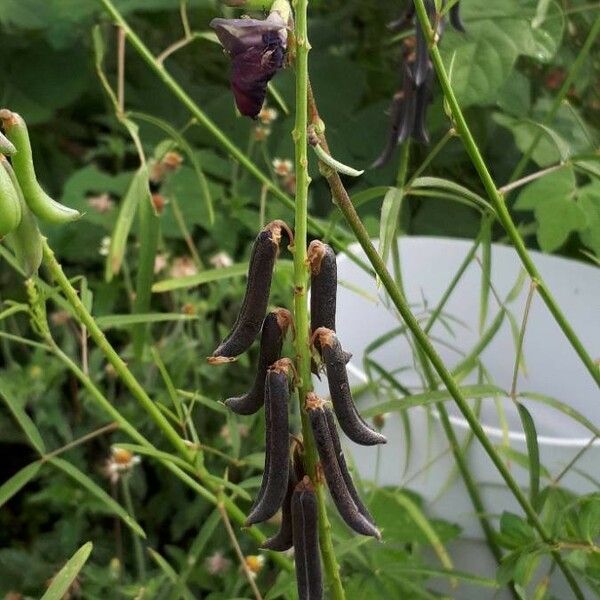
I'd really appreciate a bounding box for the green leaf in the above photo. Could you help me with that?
[0,462,41,508]
[96,313,197,329]
[535,197,588,252]
[516,403,541,507]
[515,166,576,211]
[48,457,146,538]
[0,380,46,453]
[152,262,249,293]
[362,384,506,418]
[410,176,493,213]
[499,512,536,549]
[105,166,148,282]
[41,542,93,600]
[378,187,403,268]
[578,181,600,258]
[147,548,195,600]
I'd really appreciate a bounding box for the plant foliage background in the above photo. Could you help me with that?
[0,0,599,598]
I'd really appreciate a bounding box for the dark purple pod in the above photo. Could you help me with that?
[449,2,466,33]
[210,13,288,118]
[292,477,323,600]
[414,0,435,86]
[388,2,416,32]
[397,63,418,144]
[225,308,292,415]
[313,328,387,446]
[306,394,381,539]
[245,360,291,526]
[261,464,296,552]
[371,91,405,169]
[412,67,433,144]
[324,407,375,525]
[209,220,293,363]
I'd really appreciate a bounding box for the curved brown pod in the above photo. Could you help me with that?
[292,477,323,600]
[261,464,296,551]
[245,360,291,526]
[324,407,375,525]
[313,327,387,446]
[306,394,380,539]
[209,220,293,363]
[449,2,466,33]
[225,308,293,415]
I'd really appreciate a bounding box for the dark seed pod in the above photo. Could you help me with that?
[245,359,291,526]
[397,63,418,144]
[388,2,415,32]
[306,394,381,539]
[449,2,466,33]
[261,463,296,551]
[414,0,435,86]
[225,308,293,414]
[371,91,404,169]
[324,407,375,525]
[308,240,351,370]
[313,328,387,446]
[292,476,323,600]
[209,220,293,363]
[412,68,433,144]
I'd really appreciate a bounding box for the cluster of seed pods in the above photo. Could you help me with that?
[209,227,386,599]
[373,0,465,168]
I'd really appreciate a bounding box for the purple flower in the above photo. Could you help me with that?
[210,13,288,118]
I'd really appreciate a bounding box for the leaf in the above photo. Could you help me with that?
[378,187,403,268]
[152,262,249,293]
[0,380,46,453]
[514,166,576,211]
[362,384,506,418]
[410,176,493,213]
[96,313,197,329]
[535,197,588,252]
[41,542,93,600]
[578,182,600,258]
[105,166,148,282]
[516,403,540,506]
[147,548,195,600]
[0,462,41,508]
[499,512,536,549]
[48,457,146,538]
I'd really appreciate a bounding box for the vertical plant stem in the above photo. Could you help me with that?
[121,474,147,580]
[309,94,585,598]
[292,2,345,598]
[412,0,600,392]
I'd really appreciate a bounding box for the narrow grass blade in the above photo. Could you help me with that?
[152,262,248,293]
[41,542,93,600]
[0,462,41,508]
[0,381,46,453]
[517,402,541,507]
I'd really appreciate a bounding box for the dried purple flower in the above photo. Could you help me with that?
[210,13,288,118]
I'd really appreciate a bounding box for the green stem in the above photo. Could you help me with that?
[42,239,191,460]
[97,0,370,274]
[508,14,600,184]
[312,102,584,599]
[412,0,600,393]
[121,475,147,580]
[292,2,345,598]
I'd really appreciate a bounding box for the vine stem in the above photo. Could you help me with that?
[96,0,370,274]
[412,0,600,392]
[292,2,345,598]
[307,101,585,600]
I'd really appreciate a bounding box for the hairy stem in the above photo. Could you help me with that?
[412,0,599,392]
[292,2,345,598]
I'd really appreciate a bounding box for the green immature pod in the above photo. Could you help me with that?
[1,157,43,276]
[209,220,293,364]
[0,110,80,224]
[291,477,323,600]
[0,131,16,156]
[0,156,22,237]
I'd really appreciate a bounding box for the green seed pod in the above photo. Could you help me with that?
[0,156,22,237]
[0,110,80,224]
[0,131,16,156]
[1,157,43,276]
